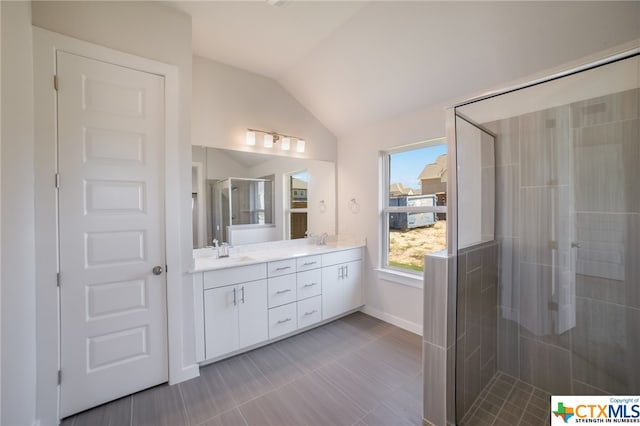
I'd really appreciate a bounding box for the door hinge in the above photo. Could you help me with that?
[54,75,59,91]
[55,173,60,189]
[165,264,168,273]
[56,272,61,287]
[57,370,62,385]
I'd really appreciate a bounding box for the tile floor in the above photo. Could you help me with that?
[62,312,424,426]
[460,372,551,426]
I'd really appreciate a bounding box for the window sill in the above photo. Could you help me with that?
[375,268,423,289]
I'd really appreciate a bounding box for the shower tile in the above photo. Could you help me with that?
[496,165,519,238]
[576,274,625,305]
[423,341,447,426]
[572,380,612,395]
[465,269,482,358]
[481,356,496,393]
[481,290,497,365]
[519,336,571,394]
[456,337,466,421]
[467,247,483,272]
[481,243,498,291]
[497,315,520,378]
[494,117,520,166]
[463,348,482,420]
[520,106,571,187]
[498,237,520,314]
[424,253,448,347]
[570,89,639,128]
[573,120,639,213]
[457,254,467,339]
[626,214,640,309]
[571,298,640,394]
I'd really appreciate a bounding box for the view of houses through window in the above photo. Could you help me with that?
[384,141,447,272]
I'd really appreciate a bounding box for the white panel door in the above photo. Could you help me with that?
[238,280,268,348]
[204,286,240,359]
[57,51,167,417]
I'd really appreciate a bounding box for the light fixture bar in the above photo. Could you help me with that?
[247,128,304,142]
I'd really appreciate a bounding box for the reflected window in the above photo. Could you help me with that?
[287,171,309,239]
[381,139,447,273]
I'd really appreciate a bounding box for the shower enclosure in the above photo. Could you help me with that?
[451,52,639,425]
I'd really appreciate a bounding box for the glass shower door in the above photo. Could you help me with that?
[453,53,639,425]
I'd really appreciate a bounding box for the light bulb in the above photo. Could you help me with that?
[246,130,256,146]
[296,139,305,153]
[281,137,290,151]
[263,134,274,148]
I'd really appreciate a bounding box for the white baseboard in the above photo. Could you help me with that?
[361,305,423,336]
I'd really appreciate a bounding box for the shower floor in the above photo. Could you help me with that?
[460,372,552,426]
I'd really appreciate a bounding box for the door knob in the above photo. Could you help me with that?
[152,266,164,275]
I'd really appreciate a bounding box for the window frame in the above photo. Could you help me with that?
[380,137,448,275]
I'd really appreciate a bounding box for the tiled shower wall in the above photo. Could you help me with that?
[484,88,640,397]
[455,241,498,420]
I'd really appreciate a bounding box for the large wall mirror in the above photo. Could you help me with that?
[192,146,336,248]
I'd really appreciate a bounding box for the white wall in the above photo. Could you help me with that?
[192,55,337,162]
[1,2,36,426]
[31,2,193,424]
[337,105,447,332]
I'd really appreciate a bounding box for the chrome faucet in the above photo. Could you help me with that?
[218,242,230,258]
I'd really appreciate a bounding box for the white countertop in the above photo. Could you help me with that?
[190,235,366,273]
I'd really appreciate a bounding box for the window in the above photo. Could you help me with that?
[287,170,309,239]
[381,139,447,273]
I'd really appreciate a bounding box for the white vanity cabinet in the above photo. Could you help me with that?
[321,248,363,320]
[193,243,364,363]
[202,264,268,360]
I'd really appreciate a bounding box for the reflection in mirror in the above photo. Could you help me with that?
[211,178,274,244]
[287,171,309,239]
[192,146,336,248]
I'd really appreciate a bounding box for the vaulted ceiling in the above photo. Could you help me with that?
[168,1,640,136]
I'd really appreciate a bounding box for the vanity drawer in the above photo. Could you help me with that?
[267,274,297,308]
[297,269,322,300]
[296,255,322,271]
[204,263,267,290]
[268,303,297,339]
[267,258,296,277]
[321,247,363,267]
[297,296,322,329]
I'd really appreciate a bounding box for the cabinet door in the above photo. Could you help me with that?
[204,286,239,359]
[322,260,363,320]
[342,260,363,312]
[238,279,269,348]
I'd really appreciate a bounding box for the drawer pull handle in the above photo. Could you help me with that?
[276,289,292,294]
[275,266,292,271]
[304,310,317,316]
[303,283,317,288]
[277,318,292,324]
[303,261,317,266]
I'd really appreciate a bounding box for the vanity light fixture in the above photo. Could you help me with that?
[246,128,305,153]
